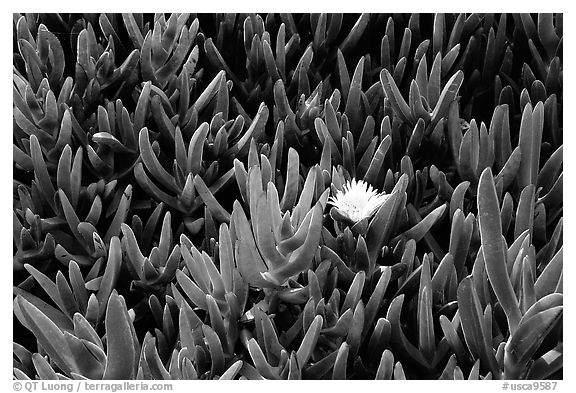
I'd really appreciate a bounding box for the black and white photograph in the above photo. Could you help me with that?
[11,10,564,384]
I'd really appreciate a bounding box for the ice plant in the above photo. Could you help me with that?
[328,179,389,223]
[13,13,562,381]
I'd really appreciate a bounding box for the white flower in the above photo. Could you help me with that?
[328,179,389,223]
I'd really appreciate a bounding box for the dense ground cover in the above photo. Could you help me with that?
[13,13,562,380]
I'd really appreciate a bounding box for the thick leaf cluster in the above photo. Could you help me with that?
[13,13,562,380]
